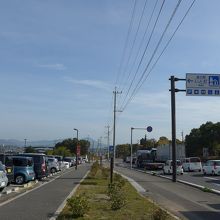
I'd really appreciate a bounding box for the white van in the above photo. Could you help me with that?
[163,160,183,175]
[182,157,202,172]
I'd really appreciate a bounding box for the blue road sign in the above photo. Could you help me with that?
[147,126,153,132]
[109,145,114,153]
[186,73,220,96]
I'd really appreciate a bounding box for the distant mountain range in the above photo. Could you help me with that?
[0,138,107,148]
[0,139,63,147]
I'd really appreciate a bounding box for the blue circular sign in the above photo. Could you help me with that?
[147,126,153,132]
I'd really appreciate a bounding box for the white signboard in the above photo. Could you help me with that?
[186,73,220,96]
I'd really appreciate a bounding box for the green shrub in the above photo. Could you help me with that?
[101,167,110,179]
[67,194,90,218]
[152,208,168,220]
[107,182,126,210]
[114,173,126,187]
[90,161,100,177]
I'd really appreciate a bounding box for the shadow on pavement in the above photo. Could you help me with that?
[180,211,220,220]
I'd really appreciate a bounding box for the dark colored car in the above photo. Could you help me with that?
[12,156,35,184]
[18,153,47,180]
[0,154,14,184]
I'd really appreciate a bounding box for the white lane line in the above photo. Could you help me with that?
[0,168,75,207]
[204,177,219,181]
[49,170,90,220]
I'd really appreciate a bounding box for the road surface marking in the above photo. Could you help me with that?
[204,177,219,181]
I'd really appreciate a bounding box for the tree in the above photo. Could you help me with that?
[24,146,36,153]
[53,146,72,157]
[157,136,170,145]
[185,121,220,157]
[55,138,90,156]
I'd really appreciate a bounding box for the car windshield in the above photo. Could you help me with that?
[190,157,201,162]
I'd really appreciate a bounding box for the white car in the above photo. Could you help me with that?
[203,160,220,175]
[163,160,183,175]
[181,157,202,172]
[63,161,70,169]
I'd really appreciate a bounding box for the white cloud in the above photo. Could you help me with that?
[37,63,66,70]
[64,77,112,91]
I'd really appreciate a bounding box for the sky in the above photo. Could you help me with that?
[0,0,220,145]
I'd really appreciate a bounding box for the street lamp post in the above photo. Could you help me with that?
[130,127,153,169]
[74,128,79,170]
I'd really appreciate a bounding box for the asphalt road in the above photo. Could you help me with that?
[0,163,90,220]
[115,164,220,220]
[122,162,220,192]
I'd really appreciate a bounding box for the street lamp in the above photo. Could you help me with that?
[130,127,152,169]
[74,128,79,170]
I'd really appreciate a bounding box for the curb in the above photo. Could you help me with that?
[120,165,220,196]
[115,170,180,220]
[49,170,90,220]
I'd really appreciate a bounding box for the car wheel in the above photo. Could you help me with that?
[0,187,4,192]
[51,168,56,174]
[15,175,25,185]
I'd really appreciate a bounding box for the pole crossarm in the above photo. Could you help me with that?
[132,127,147,130]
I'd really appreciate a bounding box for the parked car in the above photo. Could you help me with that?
[181,157,202,172]
[18,153,47,180]
[63,161,70,169]
[63,157,74,167]
[54,155,65,171]
[0,162,8,192]
[12,156,35,184]
[46,157,59,174]
[203,160,220,175]
[163,160,183,175]
[0,154,14,185]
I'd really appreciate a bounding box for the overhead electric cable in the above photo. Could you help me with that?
[119,0,165,109]
[118,0,149,92]
[137,0,197,95]
[118,0,159,107]
[115,0,137,87]
[122,0,196,111]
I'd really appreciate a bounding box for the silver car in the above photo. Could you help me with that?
[0,162,8,192]
[47,158,59,174]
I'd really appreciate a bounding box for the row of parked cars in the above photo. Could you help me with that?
[0,153,81,192]
[163,157,220,176]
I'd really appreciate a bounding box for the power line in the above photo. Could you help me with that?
[123,0,182,109]
[119,0,165,109]
[118,0,159,107]
[122,0,196,111]
[115,0,137,87]
[118,0,149,92]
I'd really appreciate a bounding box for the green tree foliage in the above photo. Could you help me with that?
[116,144,130,159]
[24,146,36,153]
[53,146,72,157]
[54,138,90,156]
[185,121,220,157]
[157,136,170,145]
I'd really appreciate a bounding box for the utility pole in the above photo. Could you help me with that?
[113,87,122,167]
[181,131,184,143]
[169,75,186,182]
[24,139,27,148]
[105,125,110,160]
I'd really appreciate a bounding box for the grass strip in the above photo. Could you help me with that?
[58,163,176,220]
